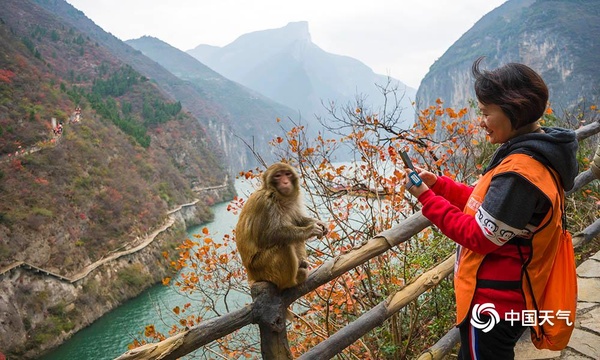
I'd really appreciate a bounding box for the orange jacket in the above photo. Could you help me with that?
[455,153,563,325]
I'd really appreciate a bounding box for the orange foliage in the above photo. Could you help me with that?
[132,97,487,358]
[0,69,16,83]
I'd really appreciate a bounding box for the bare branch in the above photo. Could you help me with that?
[235,135,268,169]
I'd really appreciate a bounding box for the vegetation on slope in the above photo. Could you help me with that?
[0,0,229,275]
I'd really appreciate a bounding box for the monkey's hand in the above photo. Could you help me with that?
[313,220,328,239]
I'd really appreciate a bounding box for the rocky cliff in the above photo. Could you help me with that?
[416,0,600,118]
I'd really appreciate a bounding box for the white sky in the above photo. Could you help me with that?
[65,0,507,89]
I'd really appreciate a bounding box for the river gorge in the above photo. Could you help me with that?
[38,179,253,359]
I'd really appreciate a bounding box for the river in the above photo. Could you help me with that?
[40,180,253,360]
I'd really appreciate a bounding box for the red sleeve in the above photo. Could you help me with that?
[430,175,474,210]
[418,190,500,254]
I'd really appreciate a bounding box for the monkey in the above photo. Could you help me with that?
[235,162,327,290]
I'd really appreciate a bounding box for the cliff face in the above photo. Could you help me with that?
[416,0,600,117]
[0,197,231,359]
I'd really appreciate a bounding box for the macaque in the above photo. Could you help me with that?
[235,163,327,290]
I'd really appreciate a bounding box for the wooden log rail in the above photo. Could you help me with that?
[115,120,600,360]
[297,255,455,360]
[115,212,432,360]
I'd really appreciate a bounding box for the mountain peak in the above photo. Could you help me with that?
[281,21,311,42]
[233,20,312,47]
[187,20,415,124]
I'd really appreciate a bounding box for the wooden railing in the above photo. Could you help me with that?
[115,120,600,360]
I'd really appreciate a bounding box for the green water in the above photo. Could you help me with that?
[38,283,190,360]
[40,182,253,360]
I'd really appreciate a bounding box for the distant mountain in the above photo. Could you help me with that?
[126,36,302,161]
[188,21,417,125]
[416,0,600,119]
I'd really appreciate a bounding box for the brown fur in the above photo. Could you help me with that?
[235,163,327,290]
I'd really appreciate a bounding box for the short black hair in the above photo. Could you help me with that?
[472,56,549,129]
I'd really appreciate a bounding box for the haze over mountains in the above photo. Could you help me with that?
[187,21,417,125]
[125,35,302,167]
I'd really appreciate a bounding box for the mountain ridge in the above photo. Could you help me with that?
[188,21,418,125]
[126,35,303,160]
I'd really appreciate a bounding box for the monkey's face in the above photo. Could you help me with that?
[272,170,295,196]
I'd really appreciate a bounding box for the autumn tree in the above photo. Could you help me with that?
[129,81,599,359]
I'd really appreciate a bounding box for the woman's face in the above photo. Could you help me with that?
[478,102,517,144]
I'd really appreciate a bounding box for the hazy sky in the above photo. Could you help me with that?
[65,0,507,89]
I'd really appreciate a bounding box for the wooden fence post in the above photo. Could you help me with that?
[251,282,293,360]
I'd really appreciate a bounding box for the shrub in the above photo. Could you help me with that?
[117,264,151,288]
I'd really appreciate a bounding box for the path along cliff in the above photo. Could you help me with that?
[0,109,232,358]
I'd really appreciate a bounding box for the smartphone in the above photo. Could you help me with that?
[399,151,423,186]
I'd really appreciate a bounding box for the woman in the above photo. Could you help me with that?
[404,57,578,359]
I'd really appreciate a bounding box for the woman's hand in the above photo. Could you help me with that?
[413,166,438,187]
[404,166,437,198]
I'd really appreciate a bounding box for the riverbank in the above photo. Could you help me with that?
[0,183,233,359]
[38,196,253,360]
